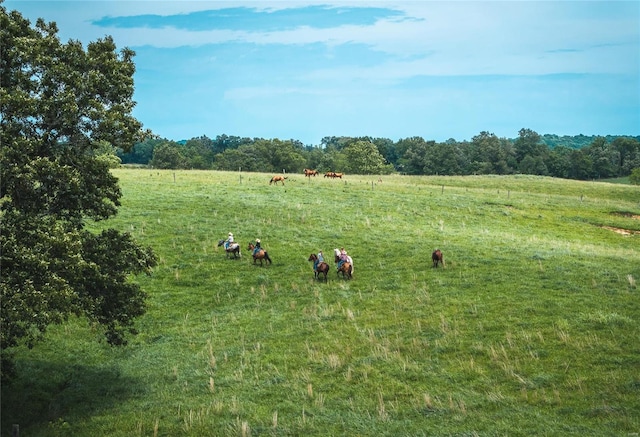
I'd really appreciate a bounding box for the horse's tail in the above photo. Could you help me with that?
[265,251,272,264]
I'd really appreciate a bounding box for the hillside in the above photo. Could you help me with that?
[2,170,639,436]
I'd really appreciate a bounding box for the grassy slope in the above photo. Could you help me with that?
[2,170,639,436]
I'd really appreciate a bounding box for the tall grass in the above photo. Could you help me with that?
[2,170,639,436]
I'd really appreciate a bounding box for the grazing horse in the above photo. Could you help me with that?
[334,248,353,279]
[269,175,288,185]
[324,171,344,179]
[248,242,272,266]
[217,239,241,259]
[303,168,319,177]
[308,254,329,282]
[432,249,445,268]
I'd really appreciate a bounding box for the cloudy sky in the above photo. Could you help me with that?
[6,1,639,145]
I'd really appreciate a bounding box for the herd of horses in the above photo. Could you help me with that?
[229,168,444,278]
[270,169,343,185]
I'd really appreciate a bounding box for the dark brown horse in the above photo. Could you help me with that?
[432,249,445,268]
[308,253,329,282]
[218,239,241,259]
[269,175,288,185]
[248,242,272,266]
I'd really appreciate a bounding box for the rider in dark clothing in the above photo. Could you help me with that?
[253,239,261,256]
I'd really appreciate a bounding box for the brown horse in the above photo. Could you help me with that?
[324,171,343,179]
[337,261,352,279]
[334,248,353,279]
[308,253,329,282]
[269,175,288,185]
[248,242,272,266]
[217,239,241,259]
[303,168,319,177]
[432,249,445,268]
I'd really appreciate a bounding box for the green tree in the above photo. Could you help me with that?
[342,141,390,174]
[568,149,594,180]
[183,136,215,169]
[630,168,640,185]
[584,137,619,179]
[424,141,469,175]
[0,7,157,377]
[213,144,263,172]
[149,141,187,169]
[93,140,122,169]
[546,145,572,178]
[612,137,640,175]
[469,132,514,175]
[118,137,160,165]
[514,128,542,162]
[396,137,429,175]
[261,139,307,173]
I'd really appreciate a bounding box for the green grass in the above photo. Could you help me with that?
[3,170,639,436]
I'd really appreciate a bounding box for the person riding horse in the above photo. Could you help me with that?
[313,250,324,272]
[337,248,348,271]
[224,232,234,250]
[252,239,262,256]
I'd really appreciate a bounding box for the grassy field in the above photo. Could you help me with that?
[2,169,639,436]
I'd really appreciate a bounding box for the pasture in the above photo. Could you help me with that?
[2,169,639,436]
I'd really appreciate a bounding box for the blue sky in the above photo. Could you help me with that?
[6,1,640,145]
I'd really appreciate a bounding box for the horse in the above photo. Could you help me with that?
[217,239,241,259]
[269,175,288,185]
[432,249,445,268]
[303,168,318,177]
[334,248,353,279]
[324,172,343,179]
[308,253,329,282]
[248,242,272,266]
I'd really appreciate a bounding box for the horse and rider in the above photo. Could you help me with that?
[308,250,329,281]
[334,247,353,279]
[218,232,241,258]
[248,239,272,266]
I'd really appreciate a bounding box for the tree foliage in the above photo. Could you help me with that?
[124,130,640,181]
[0,6,157,377]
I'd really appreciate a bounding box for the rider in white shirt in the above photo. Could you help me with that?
[224,232,234,249]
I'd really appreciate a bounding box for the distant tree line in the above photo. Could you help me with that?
[117,129,640,181]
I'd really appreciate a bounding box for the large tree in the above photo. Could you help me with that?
[0,7,156,377]
[342,140,391,174]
